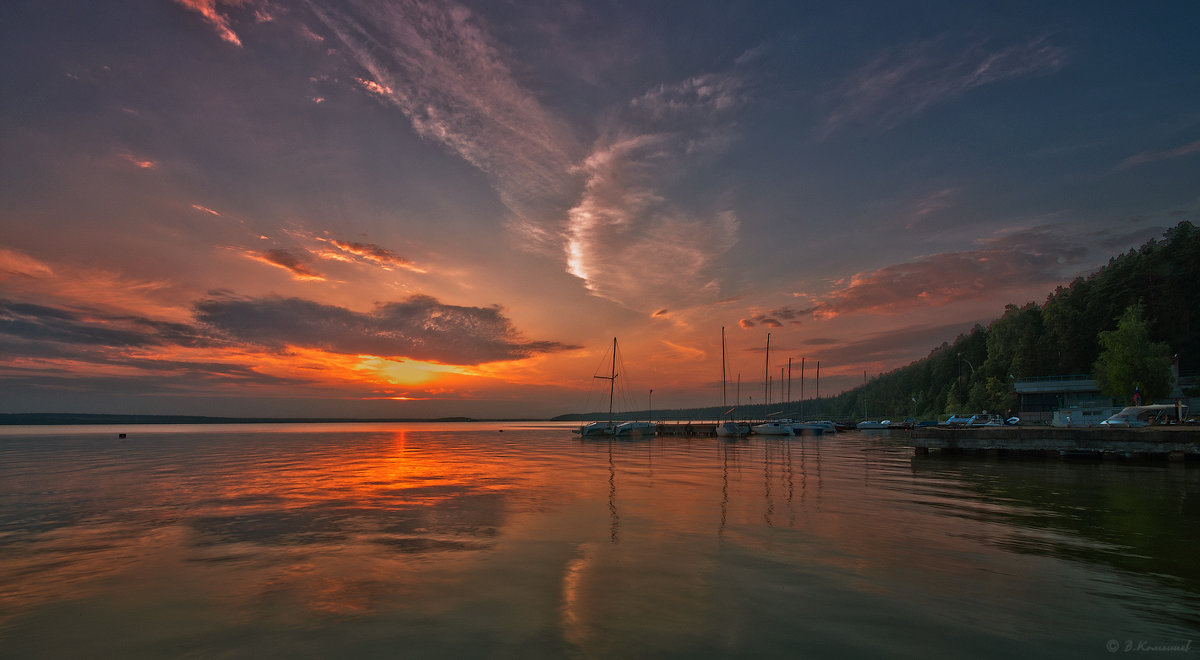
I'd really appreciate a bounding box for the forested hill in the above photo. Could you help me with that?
[821,221,1200,419]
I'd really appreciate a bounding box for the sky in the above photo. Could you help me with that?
[1,0,1198,419]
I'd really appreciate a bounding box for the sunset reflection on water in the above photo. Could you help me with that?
[1,424,1198,658]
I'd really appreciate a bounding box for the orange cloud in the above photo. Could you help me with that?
[119,153,157,169]
[191,204,222,216]
[242,249,326,281]
[0,247,54,279]
[173,0,247,47]
[317,238,426,273]
[355,77,393,97]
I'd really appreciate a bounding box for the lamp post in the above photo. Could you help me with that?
[649,389,653,423]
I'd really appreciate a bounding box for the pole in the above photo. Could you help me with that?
[764,333,771,408]
[787,357,792,418]
[720,327,727,409]
[800,357,806,420]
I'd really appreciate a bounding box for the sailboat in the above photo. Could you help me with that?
[752,333,795,436]
[715,327,750,437]
[576,337,619,436]
[575,338,656,437]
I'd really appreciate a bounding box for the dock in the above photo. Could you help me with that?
[909,425,1200,460]
[654,422,720,436]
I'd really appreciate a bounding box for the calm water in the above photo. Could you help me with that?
[0,423,1197,659]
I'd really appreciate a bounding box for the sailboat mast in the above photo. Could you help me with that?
[608,337,617,423]
[815,361,820,414]
[721,327,727,409]
[763,333,771,409]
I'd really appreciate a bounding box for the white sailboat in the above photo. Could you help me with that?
[576,337,619,436]
[715,327,750,437]
[576,337,656,437]
[751,333,793,435]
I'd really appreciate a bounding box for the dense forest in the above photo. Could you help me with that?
[557,222,1199,422]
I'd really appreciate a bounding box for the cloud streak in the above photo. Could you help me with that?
[244,248,327,281]
[307,0,750,311]
[1117,138,1200,170]
[195,293,577,364]
[306,0,577,230]
[822,36,1065,136]
[799,224,1107,318]
[172,0,248,47]
[0,299,211,349]
[565,72,748,309]
[316,238,425,273]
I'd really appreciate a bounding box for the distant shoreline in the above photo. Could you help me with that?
[0,413,549,426]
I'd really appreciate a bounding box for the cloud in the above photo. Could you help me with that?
[564,71,748,309]
[194,293,577,365]
[308,0,750,312]
[191,204,223,216]
[307,0,577,230]
[912,188,956,218]
[0,247,55,279]
[802,224,1097,318]
[172,0,250,47]
[738,306,808,328]
[1116,138,1200,170]
[317,238,425,273]
[119,153,157,169]
[822,36,1065,136]
[244,248,326,281]
[0,299,210,349]
[802,320,985,367]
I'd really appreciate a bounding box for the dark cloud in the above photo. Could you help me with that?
[738,306,810,329]
[804,227,1131,318]
[195,293,578,364]
[801,320,984,366]
[0,299,210,348]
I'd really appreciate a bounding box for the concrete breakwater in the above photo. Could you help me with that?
[909,425,1200,460]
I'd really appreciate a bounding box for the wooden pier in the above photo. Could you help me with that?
[654,422,720,436]
[909,425,1200,460]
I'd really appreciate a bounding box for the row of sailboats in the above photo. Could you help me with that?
[577,331,836,438]
[724,328,836,437]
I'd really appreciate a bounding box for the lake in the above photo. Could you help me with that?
[0,422,1197,658]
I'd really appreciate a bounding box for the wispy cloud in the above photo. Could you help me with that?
[822,36,1065,137]
[307,0,752,312]
[565,71,748,309]
[800,224,1107,318]
[307,0,577,232]
[0,247,55,279]
[244,248,326,281]
[0,299,211,349]
[191,204,223,216]
[119,153,157,169]
[195,293,577,364]
[1116,138,1200,170]
[172,0,249,47]
[316,238,426,273]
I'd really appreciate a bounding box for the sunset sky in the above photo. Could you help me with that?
[2,0,1198,418]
